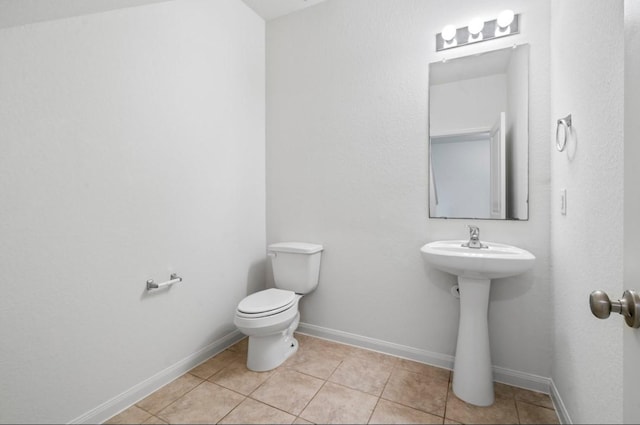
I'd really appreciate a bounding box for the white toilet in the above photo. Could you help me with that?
[234,242,323,372]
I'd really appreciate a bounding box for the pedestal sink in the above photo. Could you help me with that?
[420,240,535,406]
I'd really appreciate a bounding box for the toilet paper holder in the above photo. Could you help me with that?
[146,273,182,290]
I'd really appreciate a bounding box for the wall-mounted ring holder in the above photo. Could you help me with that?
[556,114,572,152]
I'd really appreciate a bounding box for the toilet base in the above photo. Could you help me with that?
[246,313,300,372]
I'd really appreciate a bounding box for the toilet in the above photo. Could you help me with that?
[234,242,323,372]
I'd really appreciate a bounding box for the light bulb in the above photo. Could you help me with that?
[497,9,515,28]
[468,17,484,36]
[441,25,457,42]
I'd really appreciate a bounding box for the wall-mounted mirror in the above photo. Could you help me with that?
[429,44,529,220]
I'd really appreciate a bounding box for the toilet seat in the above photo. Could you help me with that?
[236,288,296,319]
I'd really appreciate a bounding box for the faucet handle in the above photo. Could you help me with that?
[462,225,486,249]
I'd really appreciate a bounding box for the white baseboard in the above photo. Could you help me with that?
[298,322,553,396]
[69,330,244,425]
[550,379,572,424]
[297,322,455,370]
[492,365,551,394]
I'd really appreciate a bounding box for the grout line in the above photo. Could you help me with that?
[245,367,327,418]
[368,362,397,423]
[149,376,209,423]
[215,395,247,425]
[515,396,522,424]
[127,404,154,421]
[442,370,452,422]
[299,380,328,421]
[365,392,382,424]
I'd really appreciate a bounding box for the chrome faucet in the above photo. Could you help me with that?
[462,225,487,249]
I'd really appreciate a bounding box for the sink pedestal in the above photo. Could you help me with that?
[420,239,536,407]
[452,276,494,406]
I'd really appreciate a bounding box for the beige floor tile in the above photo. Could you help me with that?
[381,368,449,417]
[105,405,151,424]
[294,333,319,346]
[219,398,296,424]
[445,388,518,424]
[228,337,248,354]
[369,399,444,424]
[142,415,168,424]
[189,350,241,379]
[517,401,560,424]
[300,382,378,424]
[307,336,361,361]
[284,342,342,380]
[250,368,324,415]
[328,356,392,396]
[293,417,314,424]
[494,382,516,400]
[513,387,554,409]
[157,381,244,424]
[350,347,399,369]
[211,359,275,395]
[396,358,451,381]
[136,373,202,414]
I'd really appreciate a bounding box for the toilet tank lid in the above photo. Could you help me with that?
[268,242,323,254]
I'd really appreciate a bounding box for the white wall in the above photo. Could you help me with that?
[0,0,265,422]
[267,0,551,381]
[549,0,624,423]
[625,0,640,421]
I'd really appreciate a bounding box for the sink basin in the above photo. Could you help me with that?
[420,239,535,407]
[420,240,535,280]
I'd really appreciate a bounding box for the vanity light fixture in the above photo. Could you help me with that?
[497,9,515,28]
[436,10,519,52]
[441,24,457,48]
[442,25,457,42]
[468,17,484,41]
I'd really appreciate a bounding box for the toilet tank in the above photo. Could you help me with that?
[268,242,323,294]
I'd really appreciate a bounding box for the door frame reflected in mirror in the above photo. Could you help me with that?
[428,44,529,220]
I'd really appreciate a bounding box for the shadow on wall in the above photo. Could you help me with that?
[246,258,267,295]
[423,261,458,296]
[422,258,534,302]
[490,272,534,301]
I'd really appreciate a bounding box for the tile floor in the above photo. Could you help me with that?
[106,334,559,424]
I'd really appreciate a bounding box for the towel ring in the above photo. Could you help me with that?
[556,114,572,152]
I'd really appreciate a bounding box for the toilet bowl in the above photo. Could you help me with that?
[234,242,323,372]
[234,288,301,371]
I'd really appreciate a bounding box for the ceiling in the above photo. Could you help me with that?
[0,0,326,29]
[241,0,326,21]
[0,0,173,29]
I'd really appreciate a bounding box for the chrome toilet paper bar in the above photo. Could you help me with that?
[146,273,182,290]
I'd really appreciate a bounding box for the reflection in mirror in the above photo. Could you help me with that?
[429,44,529,220]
